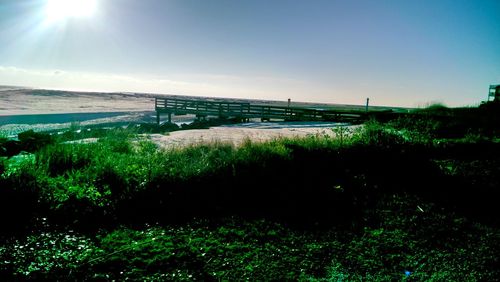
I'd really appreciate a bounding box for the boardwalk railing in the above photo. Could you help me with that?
[155,97,366,123]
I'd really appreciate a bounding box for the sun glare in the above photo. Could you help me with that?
[46,0,97,21]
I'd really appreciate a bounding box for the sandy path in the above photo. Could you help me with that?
[148,123,356,148]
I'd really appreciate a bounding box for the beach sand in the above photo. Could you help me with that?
[147,122,356,148]
[0,88,356,143]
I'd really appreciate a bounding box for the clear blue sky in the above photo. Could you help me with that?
[0,0,499,106]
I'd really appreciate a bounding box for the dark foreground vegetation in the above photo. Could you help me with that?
[1,104,500,280]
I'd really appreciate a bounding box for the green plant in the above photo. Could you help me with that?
[2,117,500,280]
[37,144,92,176]
[0,229,96,279]
[331,125,352,147]
[18,130,54,152]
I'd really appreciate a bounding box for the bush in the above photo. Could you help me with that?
[354,120,408,146]
[37,144,93,176]
[18,130,54,152]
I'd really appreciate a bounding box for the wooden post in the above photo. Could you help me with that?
[156,111,160,125]
[286,98,291,118]
[365,98,370,113]
[168,113,172,123]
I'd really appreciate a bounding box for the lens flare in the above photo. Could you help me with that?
[46,0,97,21]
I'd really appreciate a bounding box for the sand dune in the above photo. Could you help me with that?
[0,88,153,115]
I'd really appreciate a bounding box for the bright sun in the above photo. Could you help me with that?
[46,0,97,21]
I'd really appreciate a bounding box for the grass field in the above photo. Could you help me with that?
[1,102,500,280]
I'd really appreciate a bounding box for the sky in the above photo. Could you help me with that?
[0,0,499,107]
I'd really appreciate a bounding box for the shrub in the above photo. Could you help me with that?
[420,102,450,113]
[18,130,54,152]
[37,144,93,176]
[355,120,407,146]
[97,132,134,154]
[93,159,130,200]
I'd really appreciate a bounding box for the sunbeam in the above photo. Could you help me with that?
[46,0,97,22]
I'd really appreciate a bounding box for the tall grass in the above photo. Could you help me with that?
[1,116,499,230]
[0,122,493,227]
[2,117,500,279]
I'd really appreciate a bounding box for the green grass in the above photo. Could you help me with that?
[2,195,499,280]
[1,110,500,280]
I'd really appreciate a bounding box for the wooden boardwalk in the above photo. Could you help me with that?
[155,97,368,124]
